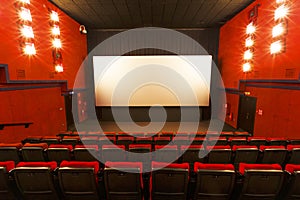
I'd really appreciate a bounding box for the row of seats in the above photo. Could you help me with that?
[1,161,299,200]
[1,143,300,166]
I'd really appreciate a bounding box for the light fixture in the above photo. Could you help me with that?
[244,49,253,60]
[79,25,87,34]
[246,22,256,34]
[19,7,32,21]
[243,62,252,72]
[270,40,283,54]
[272,23,285,37]
[23,43,36,55]
[19,0,30,4]
[55,64,63,73]
[52,38,62,48]
[276,0,285,4]
[51,25,60,36]
[245,37,254,47]
[274,4,288,20]
[21,25,34,38]
[50,11,59,22]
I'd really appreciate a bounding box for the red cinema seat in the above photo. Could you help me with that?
[59,161,100,200]
[287,145,300,164]
[12,161,58,200]
[41,136,60,145]
[46,144,73,164]
[207,145,232,164]
[228,137,248,146]
[232,145,259,167]
[153,145,178,163]
[74,145,99,161]
[180,145,205,165]
[260,145,287,165]
[0,161,16,200]
[284,164,300,199]
[21,143,48,161]
[102,145,126,162]
[267,137,287,146]
[0,143,22,163]
[194,163,235,200]
[238,163,284,200]
[247,137,267,147]
[151,162,189,200]
[104,162,143,200]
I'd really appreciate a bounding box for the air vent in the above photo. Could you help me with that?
[16,69,25,79]
[285,68,296,78]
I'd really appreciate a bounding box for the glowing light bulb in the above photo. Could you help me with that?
[50,11,59,22]
[272,23,285,37]
[276,0,285,4]
[246,22,256,34]
[55,64,63,72]
[52,38,62,48]
[51,25,60,36]
[23,43,36,55]
[245,37,254,47]
[243,63,251,72]
[275,5,288,20]
[21,25,34,38]
[244,50,253,60]
[19,7,32,21]
[19,0,30,4]
[270,40,283,54]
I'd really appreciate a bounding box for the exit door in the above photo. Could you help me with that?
[237,95,257,134]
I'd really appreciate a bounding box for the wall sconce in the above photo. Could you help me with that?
[50,11,59,22]
[23,42,36,55]
[245,36,254,47]
[274,4,288,20]
[270,40,283,54]
[55,64,63,73]
[21,25,34,38]
[19,7,32,22]
[51,25,60,36]
[242,62,252,73]
[246,22,256,34]
[19,0,30,4]
[79,25,87,34]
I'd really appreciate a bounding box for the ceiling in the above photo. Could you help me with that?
[49,0,255,29]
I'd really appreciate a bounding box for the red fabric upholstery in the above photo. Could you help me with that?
[155,145,177,150]
[75,145,99,150]
[0,143,23,149]
[152,161,189,170]
[49,144,73,151]
[42,136,60,140]
[81,136,99,140]
[190,132,206,136]
[194,163,234,172]
[0,161,15,172]
[118,136,134,141]
[23,143,48,149]
[104,132,116,136]
[17,161,57,170]
[99,136,116,142]
[63,136,80,140]
[190,137,205,141]
[232,145,258,151]
[102,145,126,150]
[285,164,300,173]
[221,131,234,136]
[136,137,152,141]
[259,145,286,151]
[206,145,231,150]
[228,137,247,141]
[247,136,267,141]
[60,161,99,174]
[206,131,219,135]
[129,144,151,149]
[207,137,227,141]
[239,163,282,175]
[287,145,300,151]
[234,131,249,136]
[267,137,286,141]
[173,136,189,141]
[154,137,170,141]
[181,145,204,150]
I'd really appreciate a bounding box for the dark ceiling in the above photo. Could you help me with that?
[49,0,255,29]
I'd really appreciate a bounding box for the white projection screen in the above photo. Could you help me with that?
[93,55,212,106]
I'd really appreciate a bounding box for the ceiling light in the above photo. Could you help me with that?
[50,11,59,22]
[52,38,62,48]
[51,25,60,36]
[272,23,285,37]
[19,7,32,21]
[245,37,254,47]
[21,25,34,38]
[246,22,256,34]
[244,50,253,60]
[23,43,36,55]
[55,64,63,73]
[275,5,288,20]
[243,63,251,72]
[270,40,283,54]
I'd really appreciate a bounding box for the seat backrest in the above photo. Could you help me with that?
[0,161,16,200]
[73,145,99,161]
[239,163,284,199]
[285,164,300,198]
[59,161,100,200]
[248,137,267,146]
[207,145,232,164]
[21,143,48,161]
[104,162,143,200]
[13,161,58,199]
[194,163,235,199]
[0,143,22,163]
[233,145,259,165]
[153,145,178,163]
[180,145,205,164]
[102,145,126,162]
[287,145,300,164]
[267,137,287,146]
[260,145,287,165]
[47,144,72,163]
[151,162,189,200]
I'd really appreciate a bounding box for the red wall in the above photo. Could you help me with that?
[0,0,87,143]
[219,0,300,138]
